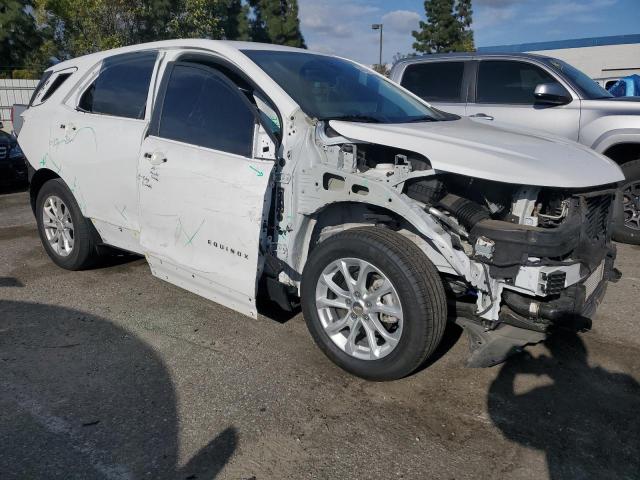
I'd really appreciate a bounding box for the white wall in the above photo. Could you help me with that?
[0,78,38,133]
[528,43,640,85]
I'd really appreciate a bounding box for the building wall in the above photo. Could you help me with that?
[528,43,640,85]
[0,79,38,133]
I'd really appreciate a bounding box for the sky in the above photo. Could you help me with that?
[297,0,640,65]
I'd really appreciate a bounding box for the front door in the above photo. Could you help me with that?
[138,62,275,317]
[466,59,581,141]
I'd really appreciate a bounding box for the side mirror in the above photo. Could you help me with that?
[534,82,571,106]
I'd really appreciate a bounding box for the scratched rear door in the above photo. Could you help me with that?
[137,62,275,318]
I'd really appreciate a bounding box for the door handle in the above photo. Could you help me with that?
[470,113,494,121]
[145,152,167,165]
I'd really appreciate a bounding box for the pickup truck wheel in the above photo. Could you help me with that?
[613,159,640,244]
[36,179,100,270]
[301,227,447,381]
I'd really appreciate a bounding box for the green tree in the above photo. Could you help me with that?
[222,0,250,40]
[0,1,41,76]
[167,0,225,39]
[249,0,305,47]
[412,0,474,54]
[32,0,179,60]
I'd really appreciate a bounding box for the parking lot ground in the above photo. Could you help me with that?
[1,189,639,480]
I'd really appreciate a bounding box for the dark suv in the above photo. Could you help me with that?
[390,53,640,244]
[0,128,27,187]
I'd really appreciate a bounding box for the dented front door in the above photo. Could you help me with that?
[137,62,274,317]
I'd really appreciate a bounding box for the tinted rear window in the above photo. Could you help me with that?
[79,51,157,119]
[400,62,465,102]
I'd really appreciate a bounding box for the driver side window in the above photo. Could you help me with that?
[155,63,256,157]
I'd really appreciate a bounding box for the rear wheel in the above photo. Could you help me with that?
[613,159,640,244]
[36,179,100,270]
[301,227,447,380]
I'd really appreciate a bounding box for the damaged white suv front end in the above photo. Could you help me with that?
[244,49,624,374]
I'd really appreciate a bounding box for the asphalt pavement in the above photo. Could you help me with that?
[1,188,639,480]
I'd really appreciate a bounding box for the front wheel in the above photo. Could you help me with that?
[301,227,447,381]
[613,159,640,244]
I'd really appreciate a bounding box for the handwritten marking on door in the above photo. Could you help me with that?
[249,165,264,177]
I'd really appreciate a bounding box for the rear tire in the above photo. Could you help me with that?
[36,179,100,270]
[612,159,640,244]
[301,227,447,381]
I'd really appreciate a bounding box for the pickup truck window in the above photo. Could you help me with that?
[477,60,559,105]
[79,51,157,119]
[543,58,612,99]
[243,50,444,123]
[157,63,255,157]
[400,62,465,102]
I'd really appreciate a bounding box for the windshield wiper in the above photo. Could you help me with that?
[322,114,382,123]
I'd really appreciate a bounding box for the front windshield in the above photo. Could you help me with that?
[544,58,612,99]
[242,50,447,123]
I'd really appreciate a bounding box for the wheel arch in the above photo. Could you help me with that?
[602,142,640,166]
[29,168,61,214]
[291,201,455,281]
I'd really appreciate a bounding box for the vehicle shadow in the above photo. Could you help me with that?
[0,183,28,196]
[0,300,237,479]
[487,330,640,479]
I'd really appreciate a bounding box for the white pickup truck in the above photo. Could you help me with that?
[18,40,623,380]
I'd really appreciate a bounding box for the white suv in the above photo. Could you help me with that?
[19,40,623,380]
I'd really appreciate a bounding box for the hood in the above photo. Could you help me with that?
[329,117,624,188]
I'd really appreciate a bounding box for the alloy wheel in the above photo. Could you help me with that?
[42,195,75,256]
[315,258,403,360]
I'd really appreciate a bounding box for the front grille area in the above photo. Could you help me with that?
[0,145,7,160]
[583,194,613,240]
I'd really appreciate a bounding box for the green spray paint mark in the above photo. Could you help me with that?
[49,157,62,173]
[178,218,206,246]
[249,165,264,177]
[39,154,47,167]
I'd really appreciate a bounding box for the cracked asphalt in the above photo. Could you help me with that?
[1,188,639,480]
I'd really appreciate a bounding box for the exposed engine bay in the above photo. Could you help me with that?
[282,122,621,366]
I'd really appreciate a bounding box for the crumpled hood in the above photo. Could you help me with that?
[329,117,624,188]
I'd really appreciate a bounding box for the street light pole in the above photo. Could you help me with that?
[371,24,383,67]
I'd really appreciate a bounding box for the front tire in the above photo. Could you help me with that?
[36,179,100,270]
[301,227,447,381]
[613,159,640,244]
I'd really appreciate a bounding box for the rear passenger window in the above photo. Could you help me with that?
[477,60,558,105]
[155,63,256,157]
[79,51,157,119]
[400,62,465,102]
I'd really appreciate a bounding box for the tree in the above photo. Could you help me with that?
[0,1,41,76]
[249,0,305,47]
[32,0,179,60]
[221,0,250,40]
[412,0,474,54]
[167,0,225,39]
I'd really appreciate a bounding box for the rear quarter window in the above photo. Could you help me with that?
[400,62,465,102]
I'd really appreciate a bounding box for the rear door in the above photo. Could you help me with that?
[398,60,469,116]
[466,59,581,140]
[137,62,275,318]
